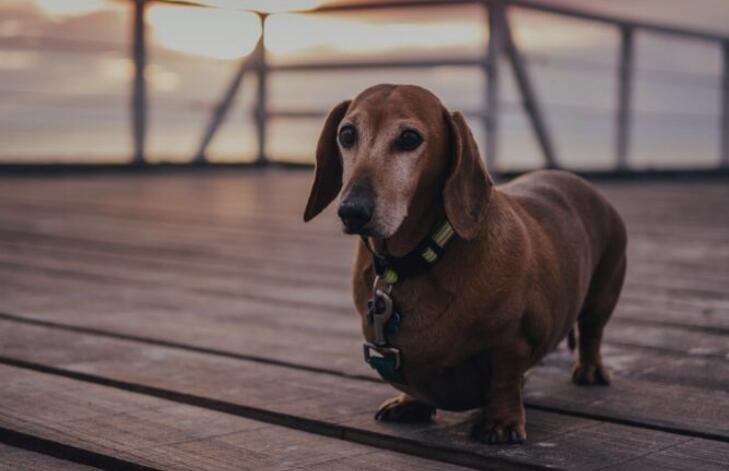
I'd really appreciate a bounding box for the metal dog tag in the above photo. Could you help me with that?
[369,289,394,346]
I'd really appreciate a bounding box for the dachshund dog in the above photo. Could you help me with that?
[303,84,627,444]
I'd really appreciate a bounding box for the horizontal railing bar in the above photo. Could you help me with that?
[0,36,231,64]
[2,36,720,91]
[267,109,486,120]
[308,0,729,44]
[2,35,720,90]
[0,36,123,53]
[265,104,720,126]
[505,0,729,43]
[119,0,729,44]
[268,57,486,71]
[307,0,476,13]
[111,0,212,9]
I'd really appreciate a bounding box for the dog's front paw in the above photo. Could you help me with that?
[374,394,435,423]
[572,362,611,386]
[470,417,526,445]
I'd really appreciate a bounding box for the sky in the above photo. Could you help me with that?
[0,0,727,170]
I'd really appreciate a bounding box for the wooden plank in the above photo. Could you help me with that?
[1,286,729,430]
[0,173,726,221]
[3,276,729,401]
[1,321,727,471]
[1,305,726,445]
[2,250,728,376]
[2,180,729,262]
[1,201,726,279]
[1,229,727,388]
[0,183,723,322]
[1,229,727,327]
[0,172,728,448]
[1,195,727,297]
[1,179,727,262]
[2,212,728,296]
[1,223,728,321]
[1,239,727,350]
[0,443,97,471]
[3,233,726,328]
[3,191,728,261]
[603,438,729,470]
[0,364,471,471]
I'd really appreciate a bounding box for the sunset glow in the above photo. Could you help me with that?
[32,0,108,17]
[97,58,181,92]
[265,14,484,57]
[146,7,485,61]
[148,5,261,59]
[196,0,324,13]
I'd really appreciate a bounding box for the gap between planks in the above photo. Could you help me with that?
[0,356,544,471]
[0,312,727,445]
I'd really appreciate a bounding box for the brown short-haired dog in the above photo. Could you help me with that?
[304,84,627,444]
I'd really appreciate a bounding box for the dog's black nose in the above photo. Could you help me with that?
[338,197,373,233]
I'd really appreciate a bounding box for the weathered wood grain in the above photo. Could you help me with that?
[1,237,727,344]
[1,170,727,470]
[3,262,729,396]
[1,321,727,471]
[1,198,728,440]
[2,251,727,373]
[0,364,473,471]
[0,443,98,471]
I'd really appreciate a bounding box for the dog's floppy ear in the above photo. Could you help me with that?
[442,110,493,239]
[304,100,351,222]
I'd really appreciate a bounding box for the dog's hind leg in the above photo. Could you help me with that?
[375,394,436,422]
[572,233,627,386]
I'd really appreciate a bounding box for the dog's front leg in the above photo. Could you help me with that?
[470,339,530,444]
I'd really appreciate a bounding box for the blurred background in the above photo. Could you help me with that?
[1,0,728,173]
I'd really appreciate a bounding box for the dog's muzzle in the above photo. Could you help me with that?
[338,184,374,234]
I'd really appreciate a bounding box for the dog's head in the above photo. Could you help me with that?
[303,84,492,240]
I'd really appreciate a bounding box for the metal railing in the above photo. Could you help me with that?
[184,0,729,172]
[5,0,729,172]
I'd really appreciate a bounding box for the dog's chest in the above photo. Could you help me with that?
[356,274,484,367]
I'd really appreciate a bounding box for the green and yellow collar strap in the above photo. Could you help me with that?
[362,219,456,285]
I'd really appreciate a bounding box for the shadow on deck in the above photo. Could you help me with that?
[0,168,727,470]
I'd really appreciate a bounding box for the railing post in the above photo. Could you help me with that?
[499,4,559,169]
[616,25,634,171]
[721,40,729,169]
[131,0,147,165]
[484,0,504,173]
[254,13,269,165]
[194,56,254,163]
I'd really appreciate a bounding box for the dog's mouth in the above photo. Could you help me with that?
[341,222,380,238]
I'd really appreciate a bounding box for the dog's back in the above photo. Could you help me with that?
[501,169,626,269]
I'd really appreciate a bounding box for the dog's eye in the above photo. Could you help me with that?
[396,130,422,151]
[338,125,356,149]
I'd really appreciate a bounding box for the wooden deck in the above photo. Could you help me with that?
[0,168,727,470]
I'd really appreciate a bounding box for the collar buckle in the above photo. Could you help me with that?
[363,342,401,370]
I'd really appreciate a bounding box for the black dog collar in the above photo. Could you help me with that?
[360,219,456,285]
